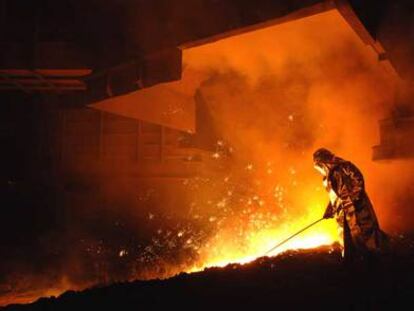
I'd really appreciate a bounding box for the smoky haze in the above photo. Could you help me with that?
[180,10,410,267]
[2,9,414,307]
[184,9,404,226]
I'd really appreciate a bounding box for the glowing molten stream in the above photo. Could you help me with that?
[191,199,339,271]
[202,223,337,269]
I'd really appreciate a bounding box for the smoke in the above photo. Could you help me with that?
[179,9,413,266]
[2,9,414,306]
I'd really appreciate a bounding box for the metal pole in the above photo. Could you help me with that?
[265,217,325,256]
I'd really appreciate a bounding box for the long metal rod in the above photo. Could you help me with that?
[265,217,325,256]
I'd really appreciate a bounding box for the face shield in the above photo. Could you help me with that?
[313,162,327,176]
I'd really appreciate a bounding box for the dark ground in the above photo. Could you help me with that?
[3,237,414,311]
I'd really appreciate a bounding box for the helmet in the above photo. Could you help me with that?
[313,148,335,164]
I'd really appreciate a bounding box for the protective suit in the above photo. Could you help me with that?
[313,148,388,263]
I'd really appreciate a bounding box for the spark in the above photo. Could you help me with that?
[119,249,128,257]
[212,152,220,159]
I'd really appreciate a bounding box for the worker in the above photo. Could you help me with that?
[313,148,388,264]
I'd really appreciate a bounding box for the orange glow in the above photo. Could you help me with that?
[194,216,338,269]
[176,9,395,272]
[3,9,405,308]
[0,278,84,307]
[187,168,340,271]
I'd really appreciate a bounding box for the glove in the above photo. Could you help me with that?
[323,203,334,219]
